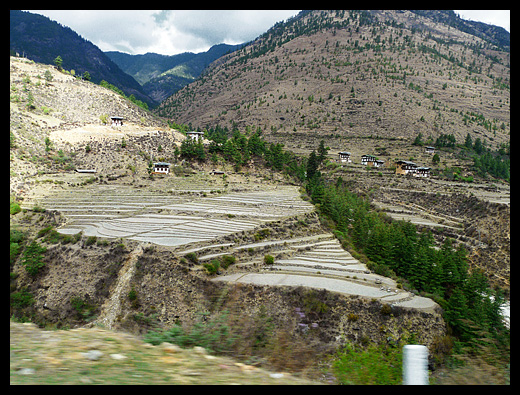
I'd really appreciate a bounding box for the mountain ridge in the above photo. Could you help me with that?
[10,10,156,107]
[155,10,509,152]
[106,43,243,103]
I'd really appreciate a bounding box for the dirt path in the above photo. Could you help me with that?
[93,244,143,329]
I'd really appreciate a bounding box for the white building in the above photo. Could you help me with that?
[152,162,171,174]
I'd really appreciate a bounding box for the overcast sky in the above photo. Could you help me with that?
[27,10,509,56]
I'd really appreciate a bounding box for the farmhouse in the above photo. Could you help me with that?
[425,146,435,154]
[414,167,431,178]
[110,116,124,127]
[373,159,385,168]
[395,160,418,175]
[186,131,204,141]
[152,162,171,174]
[361,154,377,166]
[338,151,352,163]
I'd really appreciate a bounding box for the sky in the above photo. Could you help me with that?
[27,10,510,56]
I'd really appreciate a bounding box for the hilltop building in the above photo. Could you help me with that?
[415,167,431,177]
[361,154,379,166]
[338,151,352,163]
[395,160,418,175]
[110,116,124,127]
[425,146,435,154]
[186,131,204,141]
[152,162,171,174]
[373,159,385,168]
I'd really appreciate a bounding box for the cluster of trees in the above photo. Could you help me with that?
[464,134,510,182]
[179,124,306,179]
[303,147,508,352]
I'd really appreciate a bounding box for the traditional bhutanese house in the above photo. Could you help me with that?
[210,170,225,175]
[110,116,124,127]
[425,146,435,154]
[186,131,204,141]
[395,160,418,175]
[338,151,352,163]
[373,159,385,168]
[414,166,431,178]
[361,154,377,166]
[152,162,171,174]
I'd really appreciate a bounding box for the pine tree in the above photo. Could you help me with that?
[306,150,319,180]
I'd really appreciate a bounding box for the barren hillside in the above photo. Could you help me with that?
[156,10,509,152]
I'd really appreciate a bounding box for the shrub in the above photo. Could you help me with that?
[22,241,47,276]
[331,343,402,384]
[220,255,236,269]
[203,259,220,275]
[264,254,274,265]
[10,201,21,215]
[143,311,236,355]
[185,252,198,264]
[11,288,34,309]
[85,236,97,246]
[380,303,392,316]
[347,313,359,322]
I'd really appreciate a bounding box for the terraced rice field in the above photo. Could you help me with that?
[212,233,438,312]
[25,185,313,247]
[26,182,438,312]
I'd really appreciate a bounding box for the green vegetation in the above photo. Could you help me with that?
[331,342,403,385]
[303,144,509,371]
[144,311,236,355]
[21,240,47,276]
[99,80,149,111]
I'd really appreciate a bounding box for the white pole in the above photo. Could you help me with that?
[402,345,428,385]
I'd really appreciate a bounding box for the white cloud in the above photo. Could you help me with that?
[455,10,510,32]
[26,10,300,55]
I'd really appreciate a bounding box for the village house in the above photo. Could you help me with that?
[152,162,171,174]
[186,131,205,142]
[373,159,385,168]
[414,166,431,178]
[110,116,124,127]
[338,151,352,163]
[425,146,435,154]
[210,170,225,175]
[395,160,418,175]
[361,154,377,166]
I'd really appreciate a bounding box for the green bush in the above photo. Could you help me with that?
[143,311,236,355]
[11,288,34,309]
[203,259,220,275]
[331,343,402,385]
[21,241,47,276]
[10,201,21,215]
[220,255,236,269]
[264,255,274,265]
[85,236,97,246]
[184,252,198,264]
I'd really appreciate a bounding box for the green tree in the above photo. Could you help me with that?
[44,70,53,82]
[473,137,484,154]
[53,55,63,70]
[413,133,424,146]
[464,133,473,149]
[306,150,319,180]
[22,241,47,276]
[82,71,91,81]
[317,139,329,164]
